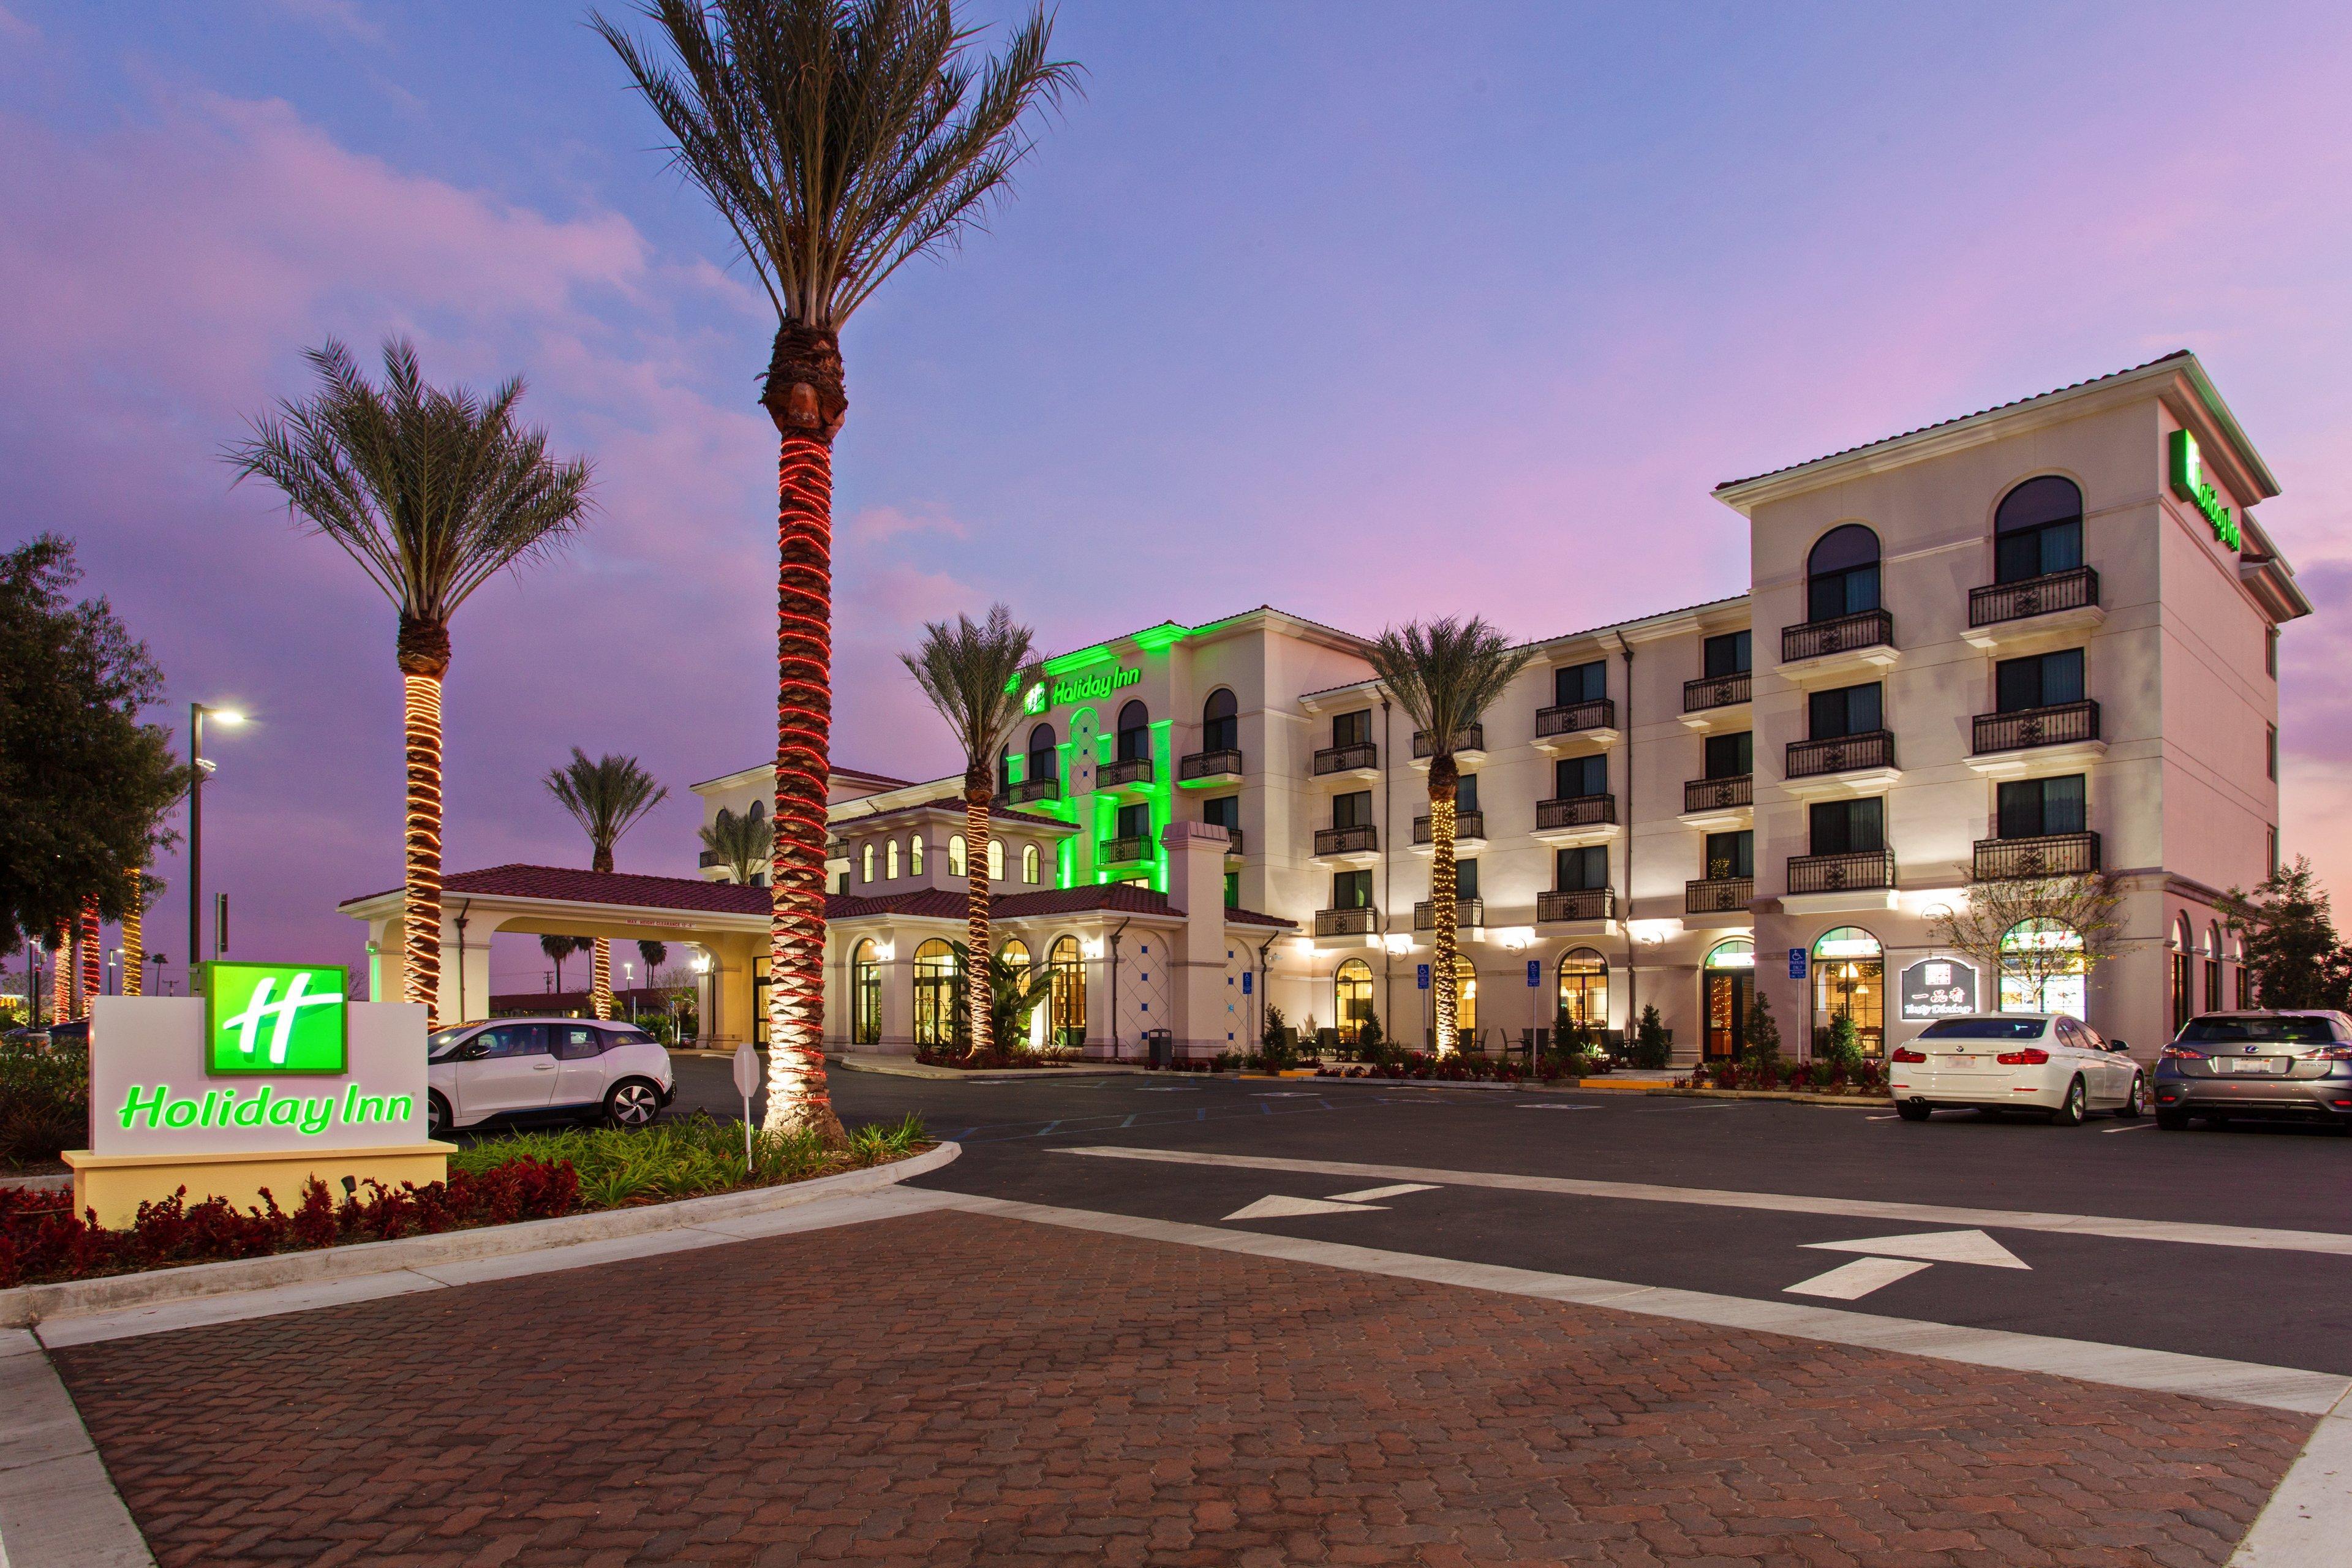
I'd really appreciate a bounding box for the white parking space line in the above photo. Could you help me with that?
[1785,1257,1932,1300]
[1058,1146,2352,1259]
[2103,1121,2155,1133]
[1326,1183,1440,1202]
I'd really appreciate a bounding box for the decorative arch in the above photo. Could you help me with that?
[2204,919,2226,1012]
[1806,524,1882,622]
[2170,911,2195,1033]
[911,939,959,1049]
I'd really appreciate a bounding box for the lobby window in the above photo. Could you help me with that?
[948,835,966,876]
[988,838,1005,880]
[1703,829,1752,881]
[1809,682,1882,739]
[1333,708,1372,748]
[1022,843,1040,884]
[1332,789,1374,828]
[2267,723,2278,780]
[1809,797,1885,856]
[1806,524,1881,622]
[1331,869,1373,909]
[1993,476,2084,584]
[1996,775,2086,839]
[1554,753,1607,800]
[1995,647,2084,712]
[1116,701,1150,763]
[910,836,923,875]
[1555,844,1608,891]
[1558,949,1608,1028]
[1202,688,1238,752]
[1027,723,1057,785]
[1554,659,1605,707]
[911,939,959,1049]
[1455,858,1480,902]
[1204,794,1240,839]
[1703,630,1752,678]
[861,842,875,884]
[1049,936,1086,1047]
[886,840,899,880]
[1116,802,1151,842]
[1703,731,1751,780]
[1224,870,1240,908]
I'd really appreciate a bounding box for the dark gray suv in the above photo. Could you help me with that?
[2153,1011,2352,1131]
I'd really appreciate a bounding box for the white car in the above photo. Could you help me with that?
[425,1017,676,1138]
[1888,1012,2144,1125]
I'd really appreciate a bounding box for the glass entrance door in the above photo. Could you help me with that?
[1705,971,1752,1060]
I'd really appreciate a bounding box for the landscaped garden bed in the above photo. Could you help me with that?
[0,1111,928,1289]
[912,1044,1087,1070]
[1680,1057,1889,1098]
[1313,1050,1614,1084]
[1,1041,87,1175]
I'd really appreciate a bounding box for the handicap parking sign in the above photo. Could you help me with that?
[1526,959,1540,987]
[1788,948,1808,980]
[1417,963,1430,990]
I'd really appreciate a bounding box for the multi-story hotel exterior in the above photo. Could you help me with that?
[345,352,2310,1066]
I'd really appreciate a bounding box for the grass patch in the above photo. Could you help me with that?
[448,1112,931,1209]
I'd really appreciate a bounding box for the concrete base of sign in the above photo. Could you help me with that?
[61,1143,456,1228]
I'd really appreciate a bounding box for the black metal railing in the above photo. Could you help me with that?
[1685,876,1754,914]
[1216,826,1245,856]
[1683,671,1752,712]
[1970,565,2099,629]
[1785,729,1896,779]
[1973,831,2100,880]
[1413,811,1486,844]
[1178,748,1243,782]
[1313,824,1379,857]
[699,848,727,869]
[1008,776,1059,804]
[1538,887,1616,923]
[1972,699,2101,755]
[1311,741,1379,775]
[1315,907,1376,937]
[1413,898,1484,930]
[1536,697,1616,740]
[1782,607,1894,664]
[1412,725,1484,758]
[1098,834,1155,865]
[1787,848,1895,895]
[1097,756,1153,789]
[1683,774,1753,813]
[1536,793,1617,831]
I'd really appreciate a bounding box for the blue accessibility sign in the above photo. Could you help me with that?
[1788,948,1808,980]
[1416,963,1431,990]
[1240,971,1252,995]
[1526,959,1540,987]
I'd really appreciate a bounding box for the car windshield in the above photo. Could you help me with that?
[605,1027,656,1046]
[2178,1016,2339,1045]
[426,1028,472,1061]
[1919,1018,2047,1040]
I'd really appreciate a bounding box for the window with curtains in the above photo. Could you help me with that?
[1995,647,2084,712]
[948,835,967,876]
[1806,525,1880,620]
[1553,660,1605,707]
[1807,797,1884,856]
[1703,630,1751,677]
[1555,753,1607,799]
[1555,845,1608,891]
[1202,688,1238,752]
[1996,775,2086,839]
[1993,476,2084,584]
[1809,682,1882,739]
[1116,700,1150,763]
[1704,731,1751,779]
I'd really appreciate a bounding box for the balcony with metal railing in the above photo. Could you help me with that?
[1537,886,1616,924]
[1412,811,1485,847]
[1966,565,2102,647]
[1096,756,1154,793]
[1098,834,1154,866]
[1310,741,1379,780]
[1411,725,1485,764]
[1780,607,1896,670]
[1413,898,1484,930]
[1787,848,1894,896]
[1973,831,2100,880]
[1008,776,1060,805]
[1682,774,1753,816]
[1683,671,1751,715]
[1972,699,2101,756]
[1314,906,1377,938]
[1311,824,1380,861]
[1534,697,1617,752]
[1531,792,1617,843]
[1784,729,1897,789]
[1216,825,1245,857]
[1684,876,1754,914]
[1178,748,1243,785]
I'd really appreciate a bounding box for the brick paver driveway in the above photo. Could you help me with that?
[55,1209,2305,1567]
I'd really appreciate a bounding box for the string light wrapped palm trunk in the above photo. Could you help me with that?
[399,619,448,1029]
[590,846,614,1020]
[50,922,70,1023]
[121,870,143,996]
[965,775,993,1055]
[78,896,101,1018]
[1427,757,1460,1054]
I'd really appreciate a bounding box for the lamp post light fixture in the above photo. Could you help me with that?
[187,703,246,995]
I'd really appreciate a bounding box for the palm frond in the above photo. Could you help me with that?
[900,603,1041,778]
[698,806,775,884]
[546,748,671,861]
[1364,617,1539,758]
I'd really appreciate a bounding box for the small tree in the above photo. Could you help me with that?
[1740,991,1782,1071]
[1926,870,2124,1012]
[1630,1003,1670,1069]
[2223,858,2352,1010]
[698,807,774,886]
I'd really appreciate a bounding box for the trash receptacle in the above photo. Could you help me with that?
[1144,1028,1174,1069]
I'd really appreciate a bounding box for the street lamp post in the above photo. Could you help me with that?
[187,703,244,995]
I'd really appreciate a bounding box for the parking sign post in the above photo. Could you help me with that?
[731,1041,760,1173]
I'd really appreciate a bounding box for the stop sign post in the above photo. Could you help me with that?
[731,1041,760,1172]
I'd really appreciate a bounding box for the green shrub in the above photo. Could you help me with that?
[1630,1005,1672,1069]
[1,1044,87,1170]
[448,1112,927,1208]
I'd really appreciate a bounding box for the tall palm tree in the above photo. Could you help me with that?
[595,0,1076,1135]
[545,748,669,1019]
[699,807,774,886]
[1366,617,1536,1055]
[225,339,593,1027]
[541,932,594,998]
[902,605,1040,1056]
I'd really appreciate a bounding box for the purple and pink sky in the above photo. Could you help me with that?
[6,1,2351,997]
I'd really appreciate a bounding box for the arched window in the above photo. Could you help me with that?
[1048,935,1087,1047]
[2000,918,2084,1017]
[850,939,882,1047]
[1335,957,1375,1042]
[948,835,967,877]
[1202,688,1238,753]
[1994,476,2084,586]
[1558,949,1609,1030]
[861,843,875,884]
[1117,699,1150,763]
[2171,912,2194,1033]
[1455,956,1478,1040]
[987,838,1004,880]
[1000,937,1030,972]
[1702,940,1755,1063]
[2205,919,2225,1012]
[1022,843,1041,884]
[1812,925,1883,1057]
[910,836,924,875]
[997,747,1013,798]
[746,800,764,823]
[1806,524,1881,622]
[1027,723,1057,786]
[911,939,959,1049]
[886,840,900,880]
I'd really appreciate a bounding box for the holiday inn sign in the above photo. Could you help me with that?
[205,961,349,1074]
[1023,663,1142,714]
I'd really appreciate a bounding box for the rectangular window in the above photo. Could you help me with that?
[1224,870,1240,908]
[1115,802,1151,839]
[1808,682,1882,740]
[1703,731,1752,780]
[1553,753,1607,799]
[2267,724,2278,781]
[1455,859,1480,902]
[1995,647,2084,712]
[1456,774,1480,813]
[1333,709,1371,747]
[1807,797,1885,856]
[1996,775,2086,839]
[1995,518,2082,586]
[1555,845,1608,891]
[1703,630,1752,678]
[1703,829,1753,880]
[1332,869,1373,908]
[2270,825,2280,873]
[1553,660,1605,707]
[1332,790,1373,829]
[1202,795,1240,832]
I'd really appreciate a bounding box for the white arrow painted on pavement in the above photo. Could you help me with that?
[1785,1257,1934,1300]
[1223,1182,1439,1222]
[1785,1228,2029,1300]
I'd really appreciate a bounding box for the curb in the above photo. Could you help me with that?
[1643,1087,1889,1107]
[831,1057,1147,1081]
[1,1173,72,1193]
[0,1141,958,1329]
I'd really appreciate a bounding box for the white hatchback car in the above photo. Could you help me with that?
[1888,1012,2144,1125]
[425,1017,676,1139]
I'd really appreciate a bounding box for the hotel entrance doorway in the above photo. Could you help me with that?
[1702,938,1754,1060]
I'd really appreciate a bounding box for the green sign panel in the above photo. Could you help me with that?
[2168,429,2242,551]
[203,962,349,1076]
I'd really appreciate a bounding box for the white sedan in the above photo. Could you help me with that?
[1888,1012,2144,1125]
[425,1016,676,1137]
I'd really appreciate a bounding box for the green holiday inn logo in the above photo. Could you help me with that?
[203,962,349,1075]
[2168,429,2242,551]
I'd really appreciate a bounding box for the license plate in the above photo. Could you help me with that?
[1942,1057,1975,1071]
[2220,1057,2285,1074]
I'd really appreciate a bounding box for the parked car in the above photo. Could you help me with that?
[424,1017,675,1139]
[2,1020,86,1050]
[2152,1011,2352,1132]
[1888,1012,2141,1125]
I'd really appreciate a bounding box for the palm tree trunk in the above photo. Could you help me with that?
[121,870,143,996]
[398,617,449,1028]
[761,324,845,1139]
[590,846,614,1020]
[965,774,993,1058]
[50,923,69,1023]
[1428,758,1459,1055]
[78,896,100,1015]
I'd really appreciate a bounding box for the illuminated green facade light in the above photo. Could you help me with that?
[2169,429,2242,551]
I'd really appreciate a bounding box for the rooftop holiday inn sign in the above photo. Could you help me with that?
[1023,664,1141,714]
[2169,429,2242,551]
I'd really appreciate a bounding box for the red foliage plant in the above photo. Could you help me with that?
[0,1158,579,1289]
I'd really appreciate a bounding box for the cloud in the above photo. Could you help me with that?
[849,503,968,543]
[266,0,383,46]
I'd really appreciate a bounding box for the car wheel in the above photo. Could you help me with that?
[605,1079,662,1129]
[2051,1076,2087,1127]
[2156,1107,2191,1131]
[427,1093,452,1140]
[1897,1100,1931,1122]
[2116,1073,2146,1120]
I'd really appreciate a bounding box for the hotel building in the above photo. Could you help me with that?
[345,352,2310,1066]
